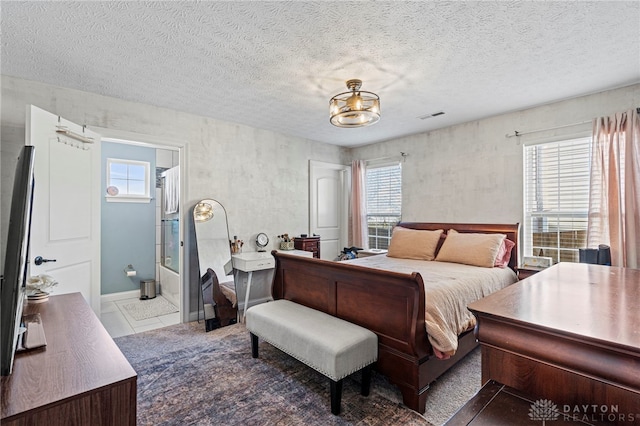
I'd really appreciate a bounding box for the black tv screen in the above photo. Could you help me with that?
[1,145,35,376]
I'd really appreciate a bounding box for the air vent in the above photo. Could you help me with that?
[418,111,445,120]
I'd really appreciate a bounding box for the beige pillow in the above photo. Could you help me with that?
[435,229,506,267]
[387,227,443,261]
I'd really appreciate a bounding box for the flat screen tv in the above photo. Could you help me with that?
[1,145,35,376]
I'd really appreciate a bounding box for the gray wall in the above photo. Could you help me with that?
[1,76,638,316]
[350,84,640,225]
[1,75,348,317]
[101,141,156,294]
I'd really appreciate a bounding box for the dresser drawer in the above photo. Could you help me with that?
[294,237,321,259]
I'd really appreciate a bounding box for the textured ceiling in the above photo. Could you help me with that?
[2,1,639,147]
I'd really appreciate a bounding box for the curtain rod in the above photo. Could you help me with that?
[364,152,409,163]
[505,120,591,138]
[507,107,640,139]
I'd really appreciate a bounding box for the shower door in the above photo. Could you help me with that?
[161,216,180,273]
[160,167,180,273]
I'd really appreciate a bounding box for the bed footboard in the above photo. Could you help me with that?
[271,251,432,412]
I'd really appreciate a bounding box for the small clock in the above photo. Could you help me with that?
[256,233,269,252]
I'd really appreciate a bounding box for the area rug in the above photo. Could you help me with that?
[118,296,179,321]
[114,322,482,426]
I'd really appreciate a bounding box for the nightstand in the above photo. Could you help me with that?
[517,265,547,280]
[294,236,320,258]
[357,249,388,258]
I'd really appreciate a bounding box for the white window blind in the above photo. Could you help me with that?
[366,163,401,249]
[523,137,590,263]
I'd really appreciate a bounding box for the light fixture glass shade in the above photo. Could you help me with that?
[330,79,380,128]
[194,202,214,222]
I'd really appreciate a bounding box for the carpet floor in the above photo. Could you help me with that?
[114,322,482,425]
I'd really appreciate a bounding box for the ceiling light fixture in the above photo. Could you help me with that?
[329,79,380,128]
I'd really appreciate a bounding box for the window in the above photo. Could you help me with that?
[366,163,401,249]
[523,137,590,263]
[106,158,151,203]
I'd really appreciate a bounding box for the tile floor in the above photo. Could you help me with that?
[101,294,180,338]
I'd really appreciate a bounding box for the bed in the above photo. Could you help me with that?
[271,222,519,413]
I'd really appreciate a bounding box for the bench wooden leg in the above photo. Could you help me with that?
[361,365,372,396]
[250,333,259,358]
[330,379,343,415]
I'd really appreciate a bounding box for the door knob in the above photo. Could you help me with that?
[34,256,57,266]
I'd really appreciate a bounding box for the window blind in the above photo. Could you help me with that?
[523,137,591,263]
[366,163,401,249]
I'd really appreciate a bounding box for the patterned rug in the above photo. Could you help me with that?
[119,296,179,321]
[114,322,482,425]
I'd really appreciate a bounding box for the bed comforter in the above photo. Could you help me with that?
[346,256,517,356]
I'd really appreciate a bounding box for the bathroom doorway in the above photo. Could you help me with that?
[98,137,184,338]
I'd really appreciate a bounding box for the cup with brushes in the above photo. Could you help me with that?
[278,234,295,250]
[230,236,244,254]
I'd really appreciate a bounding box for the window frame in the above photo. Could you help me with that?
[365,161,402,250]
[105,157,152,203]
[522,135,591,264]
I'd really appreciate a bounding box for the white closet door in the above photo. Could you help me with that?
[309,161,350,260]
[27,105,102,314]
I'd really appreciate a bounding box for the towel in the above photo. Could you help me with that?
[164,166,180,214]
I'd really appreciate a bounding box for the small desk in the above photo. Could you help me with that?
[1,293,137,425]
[232,252,275,321]
[468,263,640,418]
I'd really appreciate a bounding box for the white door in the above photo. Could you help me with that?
[309,161,350,260]
[27,105,102,314]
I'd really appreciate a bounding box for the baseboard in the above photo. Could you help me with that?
[101,290,140,303]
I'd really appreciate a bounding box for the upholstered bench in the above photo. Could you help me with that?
[245,299,378,415]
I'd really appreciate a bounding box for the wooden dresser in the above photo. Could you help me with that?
[294,235,320,258]
[1,293,137,426]
[468,263,640,420]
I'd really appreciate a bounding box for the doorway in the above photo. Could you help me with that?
[309,160,350,260]
[26,106,186,337]
[98,138,183,338]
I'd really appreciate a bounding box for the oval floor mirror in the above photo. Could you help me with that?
[193,199,237,331]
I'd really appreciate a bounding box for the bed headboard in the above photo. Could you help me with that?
[396,222,520,272]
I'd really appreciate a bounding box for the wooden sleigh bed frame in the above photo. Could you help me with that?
[271,222,519,413]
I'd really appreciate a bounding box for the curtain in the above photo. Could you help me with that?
[350,160,368,249]
[587,109,640,268]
